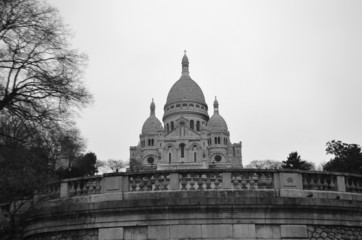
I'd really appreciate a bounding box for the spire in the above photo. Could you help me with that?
[213,96,219,114]
[150,98,155,115]
[181,50,189,75]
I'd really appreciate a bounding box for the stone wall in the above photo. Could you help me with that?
[27,229,98,240]
[307,225,362,240]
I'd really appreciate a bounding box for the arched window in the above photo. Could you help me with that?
[193,146,197,162]
[190,120,194,130]
[196,121,200,131]
[166,123,169,133]
[214,137,217,144]
[180,122,185,136]
[218,137,221,144]
[171,121,174,130]
[151,139,154,146]
[169,152,172,163]
[180,143,185,158]
[148,139,150,146]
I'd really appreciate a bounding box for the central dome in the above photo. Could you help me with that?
[166,75,206,105]
[165,52,206,106]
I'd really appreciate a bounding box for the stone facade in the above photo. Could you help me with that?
[27,229,98,240]
[130,53,242,170]
[307,225,362,240]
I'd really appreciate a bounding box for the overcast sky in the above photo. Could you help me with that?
[47,0,362,167]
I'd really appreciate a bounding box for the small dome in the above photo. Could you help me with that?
[207,97,228,133]
[142,99,163,134]
[207,114,228,133]
[142,115,163,134]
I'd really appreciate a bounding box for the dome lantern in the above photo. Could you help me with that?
[214,96,219,114]
[150,98,155,115]
[181,50,189,74]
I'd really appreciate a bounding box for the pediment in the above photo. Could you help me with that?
[165,127,201,139]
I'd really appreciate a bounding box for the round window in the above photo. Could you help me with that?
[147,156,155,164]
[214,155,222,162]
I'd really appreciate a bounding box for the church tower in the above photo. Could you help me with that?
[130,52,242,170]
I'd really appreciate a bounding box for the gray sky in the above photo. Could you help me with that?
[47,0,362,167]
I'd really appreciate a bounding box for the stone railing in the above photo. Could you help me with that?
[129,173,170,191]
[302,172,337,191]
[34,169,362,200]
[35,181,61,201]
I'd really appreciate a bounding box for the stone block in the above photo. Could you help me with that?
[105,176,122,191]
[170,224,202,238]
[99,227,123,240]
[148,226,169,239]
[233,224,256,238]
[223,172,232,189]
[281,225,307,238]
[123,226,147,240]
[280,173,301,189]
[60,182,69,198]
[337,175,346,192]
[201,224,233,238]
[256,225,281,239]
[280,189,302,198]
[169,173,179,190]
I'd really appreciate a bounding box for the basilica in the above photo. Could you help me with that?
[130,52,242,170]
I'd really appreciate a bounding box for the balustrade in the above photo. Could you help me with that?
[302,173,337,191]
[37,181,60,201]
[68,177,102,197]
[129,173,170,191]
[345,175,362,193]
[179,172,222,190]
[231,171,273,189]
[33,169,362,199]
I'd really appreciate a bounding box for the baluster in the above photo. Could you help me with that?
[163,174,169,190]
[320,175,331,190]
[197,174,203,190]
[231,173,238,189]
[69,182,76,196]
[136,176,141,191]
[266,173,273,188]
[259,173,266,189]
[96,180,102,193]
[85,181,90,195]
[154,175,160,191]
[75,181,82,196]
[205,174,212,189]
[89,181,94,194]
[302,174,308,189]
[214,173,221,189]
[210,173,217,189]
[130,177,137,191]
[138,176,145,191]
[146,175,153,191]
[189,174,196,190]
[241,174,248,190]
[328,176,335,191]
[180,174,188,190]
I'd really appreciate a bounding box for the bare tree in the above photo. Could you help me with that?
[245,160,282,169]
[0,0,91,126]
[106,159,128,173]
